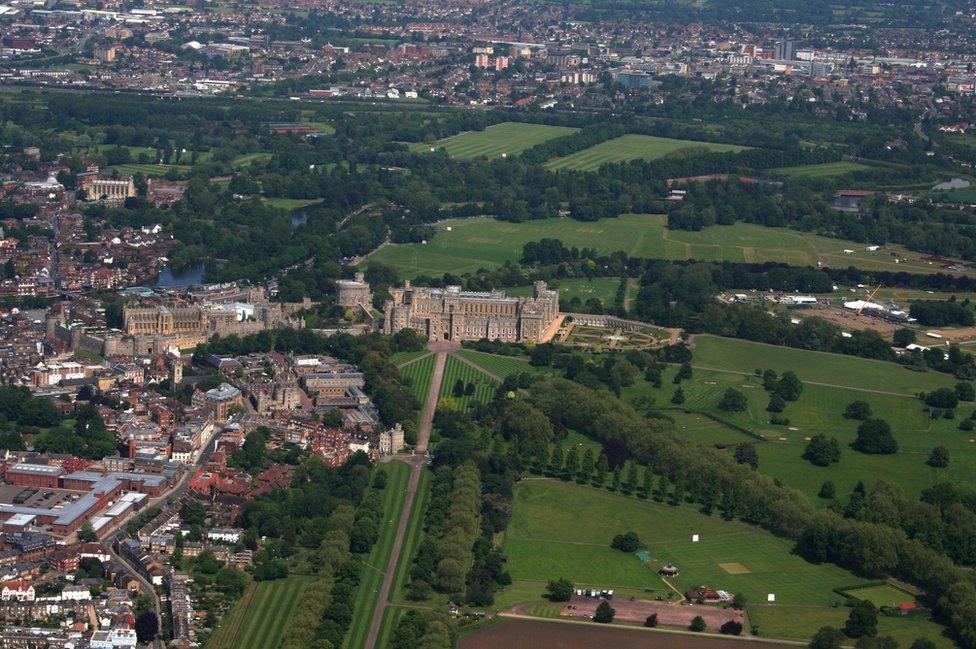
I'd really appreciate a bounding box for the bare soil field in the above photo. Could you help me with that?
[461,619,798,649]
[562,595,743,629]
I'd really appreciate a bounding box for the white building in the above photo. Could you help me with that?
[90,628,138,649]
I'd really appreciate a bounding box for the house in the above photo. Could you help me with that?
[1,580,35,601]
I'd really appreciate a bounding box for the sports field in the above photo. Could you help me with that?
[627,336,974,499]
[438,354,499,410]
[367,215,942,278]
[841,583,914,608]
[502,480,949,646]
[409,122,578,159]
[206,575,312,649]
[343,461,411,649]
[772,161,872,178]
[545,134,747,171]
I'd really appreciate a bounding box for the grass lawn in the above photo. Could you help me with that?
[545,134,747,171]
[261,197,323,210]
[842,583,914,607]
[391,350,432,367]
[772,161,873,178]
[455,349,542,378]
[367,215,942,278]
[409,122,578,159]
[343,460,412,649]
[399,353,437,407]
[691,335,955,395]
[616,336,973,499]
[438,354,499,410]
[108,162,190,177]
[231,152,273,167]
[502,480,950,646]
[390,468,432,602]
[206,575,312,649]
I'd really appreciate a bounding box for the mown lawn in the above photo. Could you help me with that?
[409,122,578,159]
[343,460,412,649]
[545,134,747,171]
[206,575,312,649]
[399,353,437,406]
[368,215,941,278]
[773,161,873,177]
[438,354,499,410]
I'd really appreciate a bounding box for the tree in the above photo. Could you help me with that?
[720,620,743,635]
[677,362,693,381]
[893,328,916,348]
[909,640,937,649]
[804,435,841,466]
[77,522,98,542]
[733,443,759,469]
[845,600,878,638]
[809,626,845,649]
[844,401,872,420]
[732,593,747,609]
[925,388,959,409]
[135,611,158,642]
[927,445,950,468]
[819,480,836,499]
[718,388,748,412]
[958,382,975,402]
[545,578,574,602]
[852,420,898,455]
[671,387,685,405]
[690,615,707,632]
[594,600,615,623]
[767,393,786,413]
[562,446,579,481]
[611,531,641,553]
[452,379,464,398]
[776,371,803,401]
[644,613,658,627]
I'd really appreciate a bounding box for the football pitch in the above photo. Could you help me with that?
[545,134,747,171]
[408,122,578,159]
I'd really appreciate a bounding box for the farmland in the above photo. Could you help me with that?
[438,354,499,410]
[408,122,578,159]
[343,460,412,649]
[772,161,873,177]
[501,479,949,646]
[545,134,747,171]
[206,575,312,649]
[368,214,945,278]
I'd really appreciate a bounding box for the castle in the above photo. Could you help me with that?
[382,281,560,343]
[335,273,373,308]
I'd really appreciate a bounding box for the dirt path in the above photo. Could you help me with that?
[365,346,447,648]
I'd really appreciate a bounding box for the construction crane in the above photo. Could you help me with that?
[857,283,883,315]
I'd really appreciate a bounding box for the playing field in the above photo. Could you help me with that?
[772,161,872,178]
[438,354,499,410]
[206,575,312,649]
[502,480,949,645]
[408,122,578,159]
[841,583,914,608]
[545,134,747,171]
[367,215,942,278]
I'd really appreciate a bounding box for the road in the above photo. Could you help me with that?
[364,342,452,648]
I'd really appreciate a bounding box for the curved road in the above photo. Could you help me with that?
[365,342,452,647]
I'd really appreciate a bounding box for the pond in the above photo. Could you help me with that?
[155,264,205,288]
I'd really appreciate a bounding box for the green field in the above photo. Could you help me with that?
[409,122,578,159]
[368,215,942,278]
[206,575,312,649]
[343,461,412,649]
[842,583,915,608]
[108,162,191,176]
[545,134,747,171]
[773,161,873,178]
[378,469,433,649]
[938,188,976,204]
[438,354,498,410]
[623,336,973,499]
[231,152,273,167]
[391,350,432,367]
[455,349,541,379]
[399,353,437,407]
[261,197,323,210]
[503,480,949,646]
